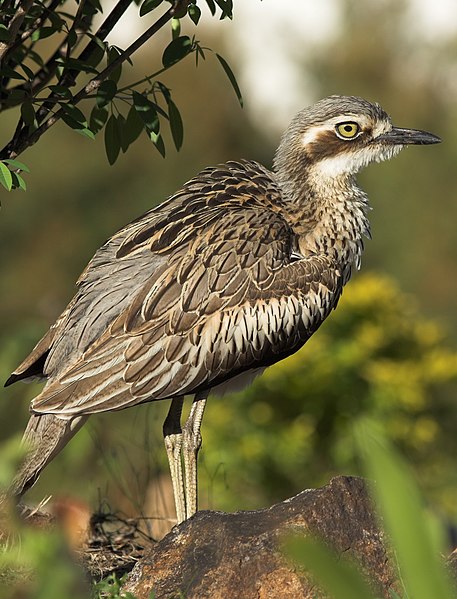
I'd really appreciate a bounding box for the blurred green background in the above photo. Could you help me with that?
[1,0,456,530]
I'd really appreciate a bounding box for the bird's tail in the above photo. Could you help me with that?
[9,413,89,500]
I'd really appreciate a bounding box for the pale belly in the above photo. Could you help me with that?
[210,367,266,398]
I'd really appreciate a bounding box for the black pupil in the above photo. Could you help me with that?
[344,125,353,132]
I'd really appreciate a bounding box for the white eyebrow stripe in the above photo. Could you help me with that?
[301,125,328,145]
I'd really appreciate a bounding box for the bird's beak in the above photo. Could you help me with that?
[377,126,441,145]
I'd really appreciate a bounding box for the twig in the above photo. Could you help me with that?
[1,0,134,111]
[0,0,35,62]
[32,0,90,124]
[7,0,62,54]
[37,0,134,118]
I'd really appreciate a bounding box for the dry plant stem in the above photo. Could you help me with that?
[0,0,35,62]
[0,0,191,159]
[163,396,186,524]
[182,393,207,520]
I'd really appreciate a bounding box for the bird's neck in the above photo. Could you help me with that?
[280,170,372,277]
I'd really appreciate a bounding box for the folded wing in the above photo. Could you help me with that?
[16,160,342,416]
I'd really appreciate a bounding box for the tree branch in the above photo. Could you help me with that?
[7,0,62,54]
[0,0,192,160]
[0,0,134,111]
[32,0,91,123]
[0,0,35,62]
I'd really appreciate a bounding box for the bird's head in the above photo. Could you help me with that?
[274,95,441,188]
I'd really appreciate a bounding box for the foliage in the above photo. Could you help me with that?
[3,401,457,597]
[201,273,457,513]
[287,421,456,599]
[0,442,87,599]
[0,441,146,599]
[0,0,242,188]
[92,573,141,598]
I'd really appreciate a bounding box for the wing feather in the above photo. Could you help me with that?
[27,160,343,416]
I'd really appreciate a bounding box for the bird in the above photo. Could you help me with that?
[5,95,440,524]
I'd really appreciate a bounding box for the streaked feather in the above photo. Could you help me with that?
[11,157,347,417]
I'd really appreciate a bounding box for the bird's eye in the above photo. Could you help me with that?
[336,122,360,139]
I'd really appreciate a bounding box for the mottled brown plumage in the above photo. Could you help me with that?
[5,96,440,521]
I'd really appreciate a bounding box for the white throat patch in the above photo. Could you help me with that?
[312,144,403,178]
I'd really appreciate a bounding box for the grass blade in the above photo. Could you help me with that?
[286,536,377,599]
[354,420,456,599]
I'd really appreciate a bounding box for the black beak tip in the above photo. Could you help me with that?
[379,127,442,146]
[413,131,442,145]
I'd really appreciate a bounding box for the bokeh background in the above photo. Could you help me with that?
[1,0,457,535]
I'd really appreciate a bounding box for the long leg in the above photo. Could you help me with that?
[182,391,208,520]
[162,396,185,524]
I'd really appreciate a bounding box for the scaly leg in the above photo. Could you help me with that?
[163,396,185,524]
[182,391,208,520]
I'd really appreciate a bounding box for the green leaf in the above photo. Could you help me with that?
[96,80,117,108]
[60,103,87,126]
[47,10,65,30]
[167,98,183,151]
[286,536,377,599]
[195,44,206,64]
[149,131,166,157]
[355,420,456,599]
[27,48,44,67]
[162,36,192,68]
[86,0,103,12]
[0,163,13,191]
[105,114,121,165]
[31,26,55,42]
[132,91,159,133]
[7,89,26,103]
[205,0,216,16]
[48,85,73,99]
[0,24,9,42]
[156,81,170,100]
[216,53,243,107]
[74,127,96,140]
[116,114,128,153]
[85,41,106,69]
[90,106,109,134]
[117,113,142,155]
[10,171,27,191]
[66,29,78,49]
[2,159,30,173]
[20,101,36,127]
[85,32,107,51]
[57,57,98,74]
[107,46,122,84]
[171,17,180,39]
[1,65,26,80]
[123,105,145,147]
[139,0,163,17]
[188,4,201,25]
[214,0,233,19]
[19,63,35,80]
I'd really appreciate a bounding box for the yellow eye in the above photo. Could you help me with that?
[336,122,360,139]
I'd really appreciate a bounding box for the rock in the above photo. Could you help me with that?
[122,476,399,599]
